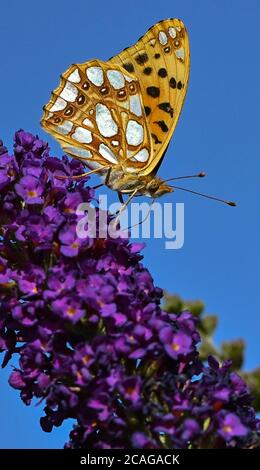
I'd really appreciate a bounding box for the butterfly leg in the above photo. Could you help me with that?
[57,166,111,181]
[126,198,155,231]
[104,167,112,186]
[114,192,124,216]
[91,166,113,189]
[117,192,124,204]
[113,189,138,227]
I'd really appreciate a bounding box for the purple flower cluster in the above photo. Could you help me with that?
[0,131,259,449]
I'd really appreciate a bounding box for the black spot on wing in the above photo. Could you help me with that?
[158,68,167,78]
[144,106,151,116]
[151,133,162,145]
[155,120,169,133]
[123,62,135,73]
[169,77,177,89]
[158,102,174,118]
[135,52,149,65]
[147,86,160,98]
[177,80,184,89]
[143,67,152,75]
[154,53,161,59]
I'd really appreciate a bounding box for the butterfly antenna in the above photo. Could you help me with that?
[168,184,236,206]
[164,171,206,182]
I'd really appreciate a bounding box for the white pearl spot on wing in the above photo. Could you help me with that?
[130,94,142,117]
[159,31,168,45]
[112,140,119,146]
[124,74,134,83]
[168,27,177,39]
[56,120,73,135]
[126,120,144,146]
[49,97,67,112]
[86,66,104,86]
[64,146,92,159]
[131,148,149,162]
[67,69,81,83]
[72,127,92,144]
[60,82,78,102]
[107,69,125,89]
[149,38,156,47]
[99,144,118,164]
[82,118,94,128]
[95,103,118,137]
[175,47,185,61]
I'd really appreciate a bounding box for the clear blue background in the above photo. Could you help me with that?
[1,0,259,448]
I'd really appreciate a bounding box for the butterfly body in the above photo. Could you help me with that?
[41,19,190,200]
[104,166,173,197]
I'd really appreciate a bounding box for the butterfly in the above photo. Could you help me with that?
[41,18,235,208]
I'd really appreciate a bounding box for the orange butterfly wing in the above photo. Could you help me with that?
[109,18,190,175]
[41,60,152,172]
[41,19,190,178]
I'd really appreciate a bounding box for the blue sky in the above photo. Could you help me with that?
[1,0,260,448]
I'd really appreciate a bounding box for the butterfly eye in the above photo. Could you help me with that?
[82,81,90,90]
[147,180,160,192]
[64,106,75,117]
[100,86,110,95]
[76,94,86,105]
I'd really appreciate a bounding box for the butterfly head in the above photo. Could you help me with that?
[145,177,173,198]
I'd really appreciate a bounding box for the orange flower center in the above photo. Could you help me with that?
[67,307,76,316]
[82,355,91,365]
[27,190,37,197]
[64,207,74,214]
[223,425,232,434]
